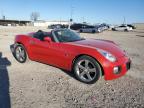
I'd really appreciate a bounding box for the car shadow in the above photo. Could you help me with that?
[136,35,144,37]
[0,52,11,108]
[61,69,78,80]
[132,30,144,33]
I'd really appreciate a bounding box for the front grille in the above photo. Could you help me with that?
[126,62,131,70]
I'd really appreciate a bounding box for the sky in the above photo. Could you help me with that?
[0,0,144,24]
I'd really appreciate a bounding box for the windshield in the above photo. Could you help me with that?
[53,29,84,42]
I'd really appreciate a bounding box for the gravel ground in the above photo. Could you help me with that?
[0,26,144,108]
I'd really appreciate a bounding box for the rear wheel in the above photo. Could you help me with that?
[80,29,83,33]
[14,44,28,63]
[73,55,102,84]
[124,29,128,32]
[112,28,116,31]
[92,30,95,33]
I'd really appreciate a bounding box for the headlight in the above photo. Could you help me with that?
[96,48,116,62]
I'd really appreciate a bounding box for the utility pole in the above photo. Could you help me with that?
[70,6,74,20]
[123,16,126,25]
[82,17,85,24]
[60,17,61,24]
[1,10,5,20]
[69,4,74,29]
[1,10,3,19]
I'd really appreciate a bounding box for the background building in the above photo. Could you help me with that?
[0,19,31,26]
[33,20,69,27]
[0,19,70,27]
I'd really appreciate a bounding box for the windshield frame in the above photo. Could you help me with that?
[52,29,84,43]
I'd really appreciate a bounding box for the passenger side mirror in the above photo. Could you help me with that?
[44,37,52,43]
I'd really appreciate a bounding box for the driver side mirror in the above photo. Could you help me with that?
[44,37,52,43]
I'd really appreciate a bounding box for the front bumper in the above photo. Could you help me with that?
[103,56,131,80]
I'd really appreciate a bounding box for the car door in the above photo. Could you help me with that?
[85,26,91,32]
[27,37,46,61]
[83,26,91,32]
[44,42,71,69]
[29,37,70,69]
[118,26,125,31]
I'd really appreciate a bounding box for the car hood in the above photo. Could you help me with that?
[69,39,125,58]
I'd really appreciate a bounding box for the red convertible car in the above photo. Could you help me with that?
[12,29,131,84]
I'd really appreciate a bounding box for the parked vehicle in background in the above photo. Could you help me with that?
[79,25,102,33]
[48,24,68,29]
[94,24,109,32]
[112,25,133,32]
[127,24,136,29]
[70,23,110,33]
[100,23,110,30]
[48,24,59,29]
[70,23,88,30]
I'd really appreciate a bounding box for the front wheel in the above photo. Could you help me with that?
[14,44,28,63]
[73,56,102,84]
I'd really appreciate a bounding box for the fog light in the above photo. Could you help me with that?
[113,66,121,74]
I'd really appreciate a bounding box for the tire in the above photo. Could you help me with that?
[124,29,128,32]
[92,30,95,33]
[73,55,102,84]
[14,44,28,63]
[112,28,116,31]
[80,29,83,33]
